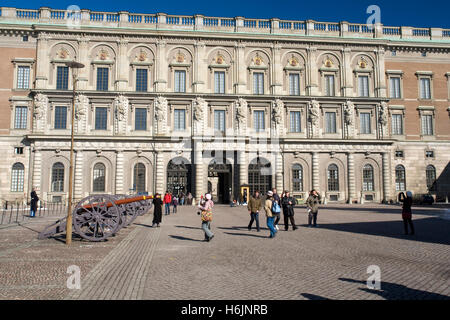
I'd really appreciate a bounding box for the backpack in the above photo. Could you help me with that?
[271,200,281,214]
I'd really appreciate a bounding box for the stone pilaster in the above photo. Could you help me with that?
[239,149,247,186]
[155,152,165,195]
[271,44,283,95]
[347,152,356,203]
[375,47,387,98]
[74,151,84,200]
[115,150,124,194]
[234,42,247,94]
[312,152,320,192]
[342,47,354,97]
[115,38,129,91]
[193,41,206,93]
[35,33,49,89]
[155,40,167,92]
[382,152,391,202]
[275,152,283,192]
[306,46,319,96]
[194,141,203,198]
[32,148,42,196]
[76,36,89,90]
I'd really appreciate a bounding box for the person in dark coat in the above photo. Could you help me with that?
[399,191,415,235]
[152,193,163,227]
[30,187,39,217]
[306,190,321,227]
[281,190,297,231]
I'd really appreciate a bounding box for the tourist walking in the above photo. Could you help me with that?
[198,193,214,241]
[180,192,185,206]
[247,190,262,232]
[272,188,281,230]
[152,193,163,227]
[306,190,321,227]
[187,192,193,205]
[163,191,172,215]
[399,191,415,235]
[30,187,39,218]
[172,196,178,213]
[281,190,297,231]
[264,191,277,238]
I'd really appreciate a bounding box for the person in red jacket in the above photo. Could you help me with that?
[163,191,172,215]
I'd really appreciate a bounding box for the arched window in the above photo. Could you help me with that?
[362,164,374,191]
[426,165,436,190]
[292,164,303,192]
[93,163,106,192]
[395,165,406,191]
[11,162,24,192]
[51,162,65,192]
[133,163,146,193]
[248,157,272,196]
[327,164,339,191]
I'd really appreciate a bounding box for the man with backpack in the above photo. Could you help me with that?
[264,191,277,239]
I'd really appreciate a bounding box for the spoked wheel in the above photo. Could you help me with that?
[73,195,121,241]
[119,202,139,228]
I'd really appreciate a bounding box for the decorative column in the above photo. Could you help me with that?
[275,152,283,192]
[115,38,129,91]
[306,46,319,96]
[32,148,42,195]
[342,47,353,97]
[77,36,89,90]
[239,149,247,186]
[74,151,84,200]
[35,33,49,89]
[155,151,165,195]
[193,41,206,93]
[155,39,167,91]
[375,47,387,98]
[271,44,283,95]
[382,152,391,203]
[347,152,356,203]
[194,141,203,199]
[312,152,320,192]
[115,150,124,194]
[234,42,246,94]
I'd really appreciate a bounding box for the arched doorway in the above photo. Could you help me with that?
[248,157,272,196]
[167,157,192,196]
[208,159,232,204]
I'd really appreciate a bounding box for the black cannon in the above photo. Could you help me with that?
[38,194,153,242]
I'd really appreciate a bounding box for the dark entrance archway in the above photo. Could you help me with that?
[208,159,232,204]
[167,157,192,196]
[248,157,272,196]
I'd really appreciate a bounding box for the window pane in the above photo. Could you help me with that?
[174,109,186,131]
[363,164,374,191]
[136,69,148,92]
[133,163,146,193]
[327,164,339,191]
[426,165,436,190]
[54,106,67,129]
[392,114,403,135]
[390,77,401,98]
[290,111,301,132]
[360,113,371,134]
[325,75,335,96]
[14,106,28,129]
[359,76,369,97]
[214,110,225,132]
[292,164,303,192]
[11,163,24,192]
[135,108,147,131]
[175,70,186,93]
[325,112,336,133]
[214,72,225,94]
[17,66,30,89]
[56,66,69,90]
[97,68,109,91]
[421,115,433,135]
[254,110,265,131]
[93,163,106,192]
[51,162,65,192]
[95,107,107,130]
[253,73,264,95]
[289,74,300,95]
[395,165,406,191]
[420,78,431,99]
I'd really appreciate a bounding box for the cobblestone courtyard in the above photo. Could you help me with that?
[0,203,449,300]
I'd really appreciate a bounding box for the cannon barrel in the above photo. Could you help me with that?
[82,195,154,210]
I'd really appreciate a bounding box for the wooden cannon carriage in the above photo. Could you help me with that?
[38,194,153,242]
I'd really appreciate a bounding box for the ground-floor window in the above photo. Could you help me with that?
[362,164,374,191]
[395,165,406,191]
[327,164,339,191]
[248,157,272,195]
[133,163,146,193]
[167,158,191,196]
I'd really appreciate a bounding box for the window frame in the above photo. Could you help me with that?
[253,109,266,132]
[292,164,303,192]
[289,73,300,96]
[10,162,25,192]
[253,72,265,95]
[173,108,187,131]
[92,162,106,193]
[53,105,68,130]
[362,164,375,192]
[327,164,340,192]
[51,162,65,193]
[289,110,302,133]
[134,107,148,131]
[94,106,109,131]
[214,71,226,94]
[12,59,34,90]
[214,109,226,133]
[395,165,406,191]
[135,68,149,92]
[96,67,110,91]
[174,69,187,93]
[56,66,69,90]
[416,72,433,100]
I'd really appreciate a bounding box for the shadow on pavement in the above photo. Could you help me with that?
[319,206,441,215]
[309,217,450,245]
[217,226,270,231]
[134,223,153,228]
[300,293,330,300]
[339,278,450,300]
[169,235,204,242]
[223,232,269,239]
[175,225,202,230]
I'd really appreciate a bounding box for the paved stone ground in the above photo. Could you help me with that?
[1,203,449,300]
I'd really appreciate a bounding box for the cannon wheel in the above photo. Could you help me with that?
[73,194,122,242]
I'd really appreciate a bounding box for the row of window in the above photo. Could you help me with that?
[12,104,436,136]
[395,165,437,191]
[15,65,442,100]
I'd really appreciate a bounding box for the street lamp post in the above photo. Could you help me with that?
[65,61,85,245]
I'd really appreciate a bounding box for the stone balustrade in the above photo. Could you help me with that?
[0,6,449,41]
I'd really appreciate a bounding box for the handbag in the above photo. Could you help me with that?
[201,209,212,222]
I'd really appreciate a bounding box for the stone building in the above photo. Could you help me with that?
[0,7,449,205]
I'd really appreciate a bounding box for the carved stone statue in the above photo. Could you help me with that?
[378,101,388,126]
[234,98,247,131]
[193,97,207,122]
[114,95,128,121]
[272,99,283,127]
[154,96,168,122]
[344,100,355,126]
[75,95,89,120]
[308,100,320,126]
[33,93,48,120]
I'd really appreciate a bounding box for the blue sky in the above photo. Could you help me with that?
[2,0,450,29]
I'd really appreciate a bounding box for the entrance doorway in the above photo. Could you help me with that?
[208,160,232,204]
[248,157,272,196]
[167,157,192,196]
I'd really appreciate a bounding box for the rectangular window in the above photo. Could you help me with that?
[95,107,108,130]
[325,112,336,134]
[358,76,369,97]
[420,78,431,99]
[56,66,69,90]
[425,150,434,158]
[14,147,24,155]
[17,66,30,89]
[389,77,401,99]
[135,108,147,131]
[395,150,404,158]
[54,106,67,129]
[254,110,265,132]
[174,70,186,93]
[14,106,27,129]
[253,73,264,95]
[391,114,403,135]
[96,67,109,91]
[421,114,433,135]
[289,73,300,96]
[290,111,301,133]
[174,109,186,131]
[136,69,148,92]
[324,75,335,96]
[360,113,372,134]
[214,71,225,94]
[214,110,226,132]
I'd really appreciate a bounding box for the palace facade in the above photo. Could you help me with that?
[0,7,449,204]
